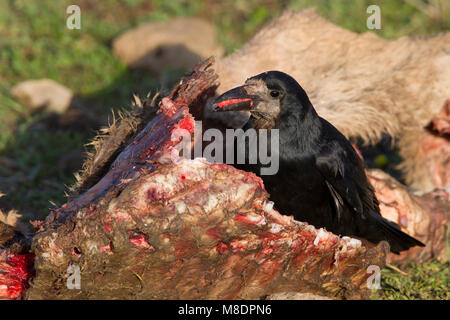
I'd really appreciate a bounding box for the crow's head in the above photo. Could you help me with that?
[212,71,313,128]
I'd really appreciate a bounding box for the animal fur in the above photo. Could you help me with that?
[69,93,161,197]
[0,193,29,252]
[210,9,450,191]
[69,57,218,198]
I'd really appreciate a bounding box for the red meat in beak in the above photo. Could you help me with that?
[212,86,254,112]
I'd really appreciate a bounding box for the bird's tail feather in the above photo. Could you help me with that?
[367,211,425,254]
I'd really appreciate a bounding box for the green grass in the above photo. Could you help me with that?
[0,0,448,299]
[375,260,450,300]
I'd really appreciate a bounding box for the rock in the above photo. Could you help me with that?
[10,79,74,113]
[112,17,224,73]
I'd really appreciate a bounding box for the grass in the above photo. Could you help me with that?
[375,260,450,300]
[0,0,448,299]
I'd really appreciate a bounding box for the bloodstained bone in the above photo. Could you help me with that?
[421,100,450,188]
[0,251,34,299]
[368,169,449,264]
[27,158,388,299]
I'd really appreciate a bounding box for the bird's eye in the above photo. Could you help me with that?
[270,90,280,98]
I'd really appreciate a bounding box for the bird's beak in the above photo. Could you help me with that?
[212,86,254,112]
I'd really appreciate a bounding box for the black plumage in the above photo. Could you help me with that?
[213,71,424,253]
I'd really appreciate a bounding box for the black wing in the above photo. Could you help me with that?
[314,120,424,252]
[315,139,378,222]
